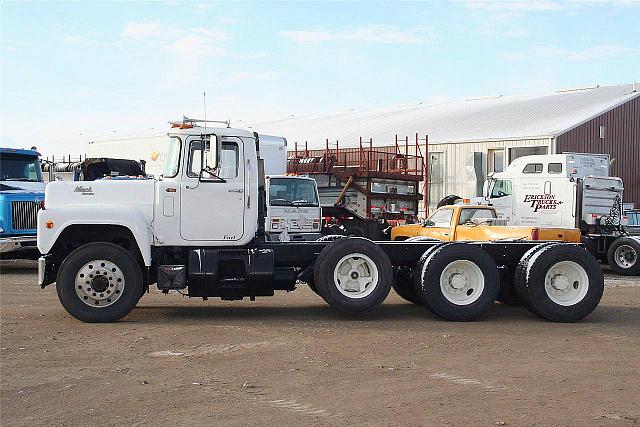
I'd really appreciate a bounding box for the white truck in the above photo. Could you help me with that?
[37,123,605,324]
[87,125,321,242]
[481,153,640,275]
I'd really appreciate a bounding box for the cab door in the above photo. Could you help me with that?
[421,207,455,241]
[180,136,246,241]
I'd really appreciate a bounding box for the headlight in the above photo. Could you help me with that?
[0,226,4,233]
[271,218,281,229]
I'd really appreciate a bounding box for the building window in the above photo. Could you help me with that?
[548,163,563,174]
[488,149,504,173]
[523,163,543,174]
[509,146,548,162]
[427,152,445,212]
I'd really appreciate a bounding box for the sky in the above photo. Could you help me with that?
[1,0,639,156]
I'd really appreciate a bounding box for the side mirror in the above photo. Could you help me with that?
[204,134,219,170]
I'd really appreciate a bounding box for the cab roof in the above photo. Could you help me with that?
[167,125,255,139]
[0,147,41,157]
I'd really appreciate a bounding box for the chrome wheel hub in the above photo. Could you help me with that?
[75,259,125,307]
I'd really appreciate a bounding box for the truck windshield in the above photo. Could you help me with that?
[0,154,43,182]
[269,178,319,207]
[162,137,181,177]
[490,179,512,198]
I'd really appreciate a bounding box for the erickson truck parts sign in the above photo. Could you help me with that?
[524,194,563,212]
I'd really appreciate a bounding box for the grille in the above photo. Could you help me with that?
[11,201,41,231]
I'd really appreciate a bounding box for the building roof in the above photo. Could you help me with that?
[246,83,639,149]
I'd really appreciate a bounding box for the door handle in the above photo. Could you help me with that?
[228,189,244,193]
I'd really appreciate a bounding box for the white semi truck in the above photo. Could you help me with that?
[37,123,605,323]
[481,153,640,275]
[86,124,321,242]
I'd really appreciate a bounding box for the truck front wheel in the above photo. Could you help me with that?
[56,242,143,323]
[607,237,640,276]
[314,238,392,313]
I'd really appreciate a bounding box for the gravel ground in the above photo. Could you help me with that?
[1,260,639,426]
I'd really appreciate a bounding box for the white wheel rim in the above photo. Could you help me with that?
[439,260,485,305]
[75,259,126,307]
[544,261,588,306]
[614,245,637,269]
[333,253,379,299]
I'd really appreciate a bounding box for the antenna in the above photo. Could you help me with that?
[203,91,207,136]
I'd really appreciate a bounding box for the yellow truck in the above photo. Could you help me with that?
[391,205,581,243]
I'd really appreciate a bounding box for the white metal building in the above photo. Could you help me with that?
[247,83,639,210]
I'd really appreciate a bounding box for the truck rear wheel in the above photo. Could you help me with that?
[607,237,640,276]
[496,268,521,306]
[514,242,558,315]
[414,243,499,321]
[391,267,420,305]
[56,242,143,323]
[314,238,392,313]
[521,244,604,322]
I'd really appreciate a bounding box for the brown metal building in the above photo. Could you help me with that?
[556,95,640,207]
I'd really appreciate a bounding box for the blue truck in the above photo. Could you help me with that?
[0,147,46,259]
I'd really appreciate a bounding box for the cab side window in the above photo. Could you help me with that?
[219,142,239,179]
[523,163,543,174]
[548,163,563,174]
[426,209,453,227]
[187,140,239,179]
[458,208,496,224]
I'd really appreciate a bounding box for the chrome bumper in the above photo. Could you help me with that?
[0,236,37,254]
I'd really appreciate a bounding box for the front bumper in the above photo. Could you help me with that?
[0,235,38,254]
[37,255,57,288]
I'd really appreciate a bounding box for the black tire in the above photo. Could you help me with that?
[391,267,421,305]
[496,267,521,306]
[314,237,392,313]
[514,242,559,315]
[411,243,448,312]
[607,237,640,276]
[306,277,320,295]
[414,242,499,321]
[523,244,604,322]
[56,242,143,323]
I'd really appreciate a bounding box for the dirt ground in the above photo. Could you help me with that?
[1,260,639,426]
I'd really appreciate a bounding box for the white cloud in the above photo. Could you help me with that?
[500,44,640,61]
[465,1,563,12]
[228,71,281,82]
[121,21,163,39]
[281,25,433,45]
[164,29,228,56]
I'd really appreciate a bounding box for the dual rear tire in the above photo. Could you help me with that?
[515,243,604,322]
[313,238,393,313]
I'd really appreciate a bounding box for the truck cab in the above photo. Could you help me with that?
[265,175,322,241]
[391,204,581,243]
[0,147,46,257]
